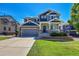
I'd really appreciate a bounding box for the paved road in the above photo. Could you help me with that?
[0,37,35,56]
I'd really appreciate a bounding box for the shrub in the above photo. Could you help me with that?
[50,32,67,36]
[2,32,7,35]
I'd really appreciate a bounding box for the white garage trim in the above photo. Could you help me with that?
[21,28,38,29]
[20,27,39,37]
[23,21,39,26]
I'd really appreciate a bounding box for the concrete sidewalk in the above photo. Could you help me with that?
[72,37,79,41]
[0,37,35,56]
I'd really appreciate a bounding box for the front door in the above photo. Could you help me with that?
[43,26,47,33]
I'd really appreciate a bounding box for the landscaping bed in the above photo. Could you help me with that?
[38,32,73,41]
[50,32,67,36]
[40,36,73,41]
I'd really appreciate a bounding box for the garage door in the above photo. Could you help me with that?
[21,29,38,37]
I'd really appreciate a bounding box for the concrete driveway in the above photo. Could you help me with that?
[0,37,35,56]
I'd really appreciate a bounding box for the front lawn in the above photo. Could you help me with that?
[27,40,79,56]
[0,36,10,40]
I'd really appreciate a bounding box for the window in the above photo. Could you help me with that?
[8,27,11,31]
[1,18,8,24]
[51,16,54,19]
[57,16,59,19]
[54,16,59,19]
[50,15,54,19]
[44,16,46,19]
[41,16,44,19]
[4,26,6,31]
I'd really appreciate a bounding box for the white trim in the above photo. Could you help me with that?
[31,21,39,26]
[49,14,57,20]
[48,18,60,22]
[39,22,50,31]
[21,28,38,29]
[21,21,39,26]
[48,19,54,22]
[39,23,41,30]
[39,22,49,30]
[21,26,38,27]
[49,22,51,30]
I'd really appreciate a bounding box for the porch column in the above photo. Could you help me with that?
[39,23,41,30]
[39,23,42,34]
[49,22,51,32]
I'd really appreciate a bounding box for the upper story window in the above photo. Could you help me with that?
[55,16,59,19]
[53,15,59,19]
[41,16,44,19]
[44,16,47,19]
[51,16,54,19]
[50,14,59,19]
[40,15,47,19]
[49,15,54,19]
[1,18,8,24]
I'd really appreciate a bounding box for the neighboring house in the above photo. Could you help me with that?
[0,15,20,35]
[20,10,62,37]
[62,23,75,32]
[62,23,77,36]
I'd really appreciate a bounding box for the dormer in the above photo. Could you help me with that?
[38,10,60,21]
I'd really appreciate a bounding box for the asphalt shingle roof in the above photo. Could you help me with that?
[51,19,61,22]
[22,21,38,26]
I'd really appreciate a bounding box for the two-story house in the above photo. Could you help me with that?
[0,15,20,35]
[20,10,62,37]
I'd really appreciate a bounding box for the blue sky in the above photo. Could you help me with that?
[0,3,72,24]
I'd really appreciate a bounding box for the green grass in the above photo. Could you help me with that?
[0,37,10,40]
[27,40,79,56]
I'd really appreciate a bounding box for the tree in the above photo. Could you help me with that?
[69,3,79,33]
[67,19,73,25]
[73,23,79,34]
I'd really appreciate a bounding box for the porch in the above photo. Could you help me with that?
[39,21,61,34]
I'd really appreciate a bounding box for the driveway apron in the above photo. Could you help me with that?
[0,37,35,56]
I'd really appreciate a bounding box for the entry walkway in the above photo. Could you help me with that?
[0,37,35,56]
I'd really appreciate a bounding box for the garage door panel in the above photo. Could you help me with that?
[21,29,38,37]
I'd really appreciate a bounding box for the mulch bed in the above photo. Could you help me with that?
[37,36,73,42]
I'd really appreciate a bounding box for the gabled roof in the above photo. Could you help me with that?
[22,21,38,26]
[38,10,60,22]
[0,15,19,25]
[0,18,9,23]
[51,19,61,22]
[39,10,60,16]
[24,17,39,24]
